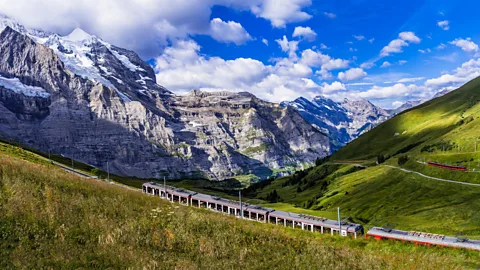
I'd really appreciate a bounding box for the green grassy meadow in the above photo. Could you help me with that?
[3,146,480,268]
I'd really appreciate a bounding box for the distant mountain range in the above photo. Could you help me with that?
[283,87,454,148]
[386,100,423,116]
[282,96,389,149]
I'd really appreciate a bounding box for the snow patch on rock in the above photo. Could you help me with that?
[0,76,50,98]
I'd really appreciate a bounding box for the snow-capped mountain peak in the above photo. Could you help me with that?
[284,95,390,149]
[65,27,95,42]
[0,15,51,41]
[0,15,157,99]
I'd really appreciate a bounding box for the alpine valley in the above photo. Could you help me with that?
[0,16,447,181]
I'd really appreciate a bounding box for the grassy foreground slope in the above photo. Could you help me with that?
[1,150,480,268]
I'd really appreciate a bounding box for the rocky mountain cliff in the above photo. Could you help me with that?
[0,17,330,180]
[282,96,389,149]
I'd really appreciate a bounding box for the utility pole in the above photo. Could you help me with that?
[164,176,166,199]
[239,190,243,219]
[338,207,341,236]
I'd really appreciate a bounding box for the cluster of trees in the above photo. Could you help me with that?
[264,189,281,203]
[315,156,329,166]
[282,169,309,187]
[242,177,275,196]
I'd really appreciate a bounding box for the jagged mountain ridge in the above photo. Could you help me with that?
[282,96,389,149]
[0,17,330,180]
[387,100,422,116]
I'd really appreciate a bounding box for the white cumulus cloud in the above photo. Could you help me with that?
[276,35,300,59]
[338,68,367,81]
[380,61,391,68]
[380,31,421,57]
[321,81,346,94]
[425,58,480,88]
[437,20,450,30]
[399,32,421,43]
[450,38,478,53]
[292,26,317,41]
[251,0,313,27]
[209,18,252,45]
[155,38,330,103]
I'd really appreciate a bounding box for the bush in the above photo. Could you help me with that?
[377,154,385,164]
[398,155,409,166]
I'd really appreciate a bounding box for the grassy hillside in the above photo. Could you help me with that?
[333,76,480,164]
[0,138,244,198]
[246,163,480,237]
[3,148,480,268]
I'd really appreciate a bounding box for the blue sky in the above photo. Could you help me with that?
[3,0,480,108]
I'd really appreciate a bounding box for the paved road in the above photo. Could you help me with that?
[382,165,480,187]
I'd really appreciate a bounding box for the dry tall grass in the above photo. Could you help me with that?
[0,153,477,269]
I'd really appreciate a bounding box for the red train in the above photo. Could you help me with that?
[427,162,466,171]
[366,227,480,250]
